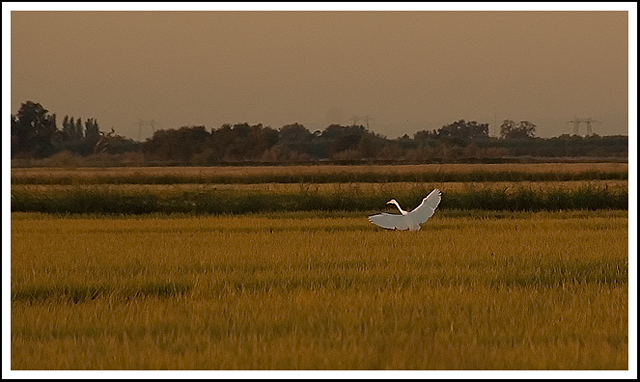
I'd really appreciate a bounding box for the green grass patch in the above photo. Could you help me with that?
[11,184,628,214]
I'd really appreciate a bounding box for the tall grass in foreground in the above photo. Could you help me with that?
[11,212,628,369]
[11,183,628,214]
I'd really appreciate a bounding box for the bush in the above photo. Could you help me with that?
[47,151,82,167]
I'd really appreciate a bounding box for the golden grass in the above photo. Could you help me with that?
[11,211,628,369]
[11,180,629,196]
[10,163,629,183]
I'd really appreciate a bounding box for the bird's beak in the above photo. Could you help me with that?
[386,200,393,204]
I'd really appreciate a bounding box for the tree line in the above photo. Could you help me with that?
[11,101,628,165]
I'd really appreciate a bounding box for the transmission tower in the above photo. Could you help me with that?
[566,117,600,136]
[137,119,157,141]
[361,114,374,130]
[581,117,600,136]
[567,117,581,135]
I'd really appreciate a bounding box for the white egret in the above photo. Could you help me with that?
[368,189,442,231]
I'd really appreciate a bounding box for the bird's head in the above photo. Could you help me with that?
[386,199,397,205]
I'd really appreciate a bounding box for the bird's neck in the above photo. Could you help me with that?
[391,201,407,215]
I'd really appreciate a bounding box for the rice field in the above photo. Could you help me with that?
[11,180,630,194]
[10,163,629,185]
[9,164,630,370]
[11,181,628,214]
[11,211,628,369]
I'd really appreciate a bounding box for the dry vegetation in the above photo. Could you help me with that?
[11,163,628,185]
[11,180,630,195]
[10,164,629,370]
[11,211,627,369]
[10,164,629,214]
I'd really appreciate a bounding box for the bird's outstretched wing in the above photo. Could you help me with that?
[408,189,442,224]
[368,213,413,230]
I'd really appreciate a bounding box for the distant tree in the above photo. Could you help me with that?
[331,134,361,157]
[499,119,517,139]
[436,120,489,142]
[395,134,417,151]
[321,124,366,140]
[462,142,480,158]
[142,126,210,163]
[92,127,139,155]
[279,123,312,144]
[11,96,625,164]
[276,123,314,159]
[319,124,368,157]
[414,129,438,142]
[245,123,279,159]
[357,131,388,159]
[61,115,69,136]
[85,118,100,141]
[11,101,58,158]
[500,119,536,139]
[233,122,251,138]
[516,121,537,138]
[69,116,76,138]
[56,115,108,156]
[213,123,278,161]
[62,115,76,141]
[376,142,404,159]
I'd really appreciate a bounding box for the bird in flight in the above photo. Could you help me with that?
[368,189,441,231]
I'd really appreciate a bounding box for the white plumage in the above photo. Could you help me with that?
[368,189,442,231]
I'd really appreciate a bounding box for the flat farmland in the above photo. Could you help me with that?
[10,164,629,370]
[10,180,630,194]
[11,211,628,369]
[11,180,628,214]
[10,163,629,184]
[11,163,629,214]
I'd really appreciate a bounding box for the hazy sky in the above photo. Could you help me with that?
[9,6,630,140]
